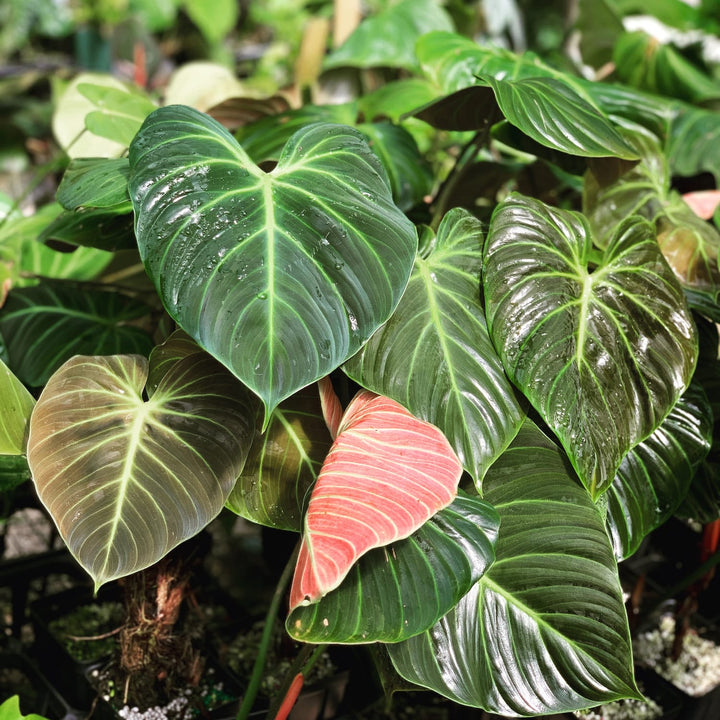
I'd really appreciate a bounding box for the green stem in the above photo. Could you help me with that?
[429,121,493,231]
[235,542,300,720]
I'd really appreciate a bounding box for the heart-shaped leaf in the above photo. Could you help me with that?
[129,105,417,417]
[226,384,333,531]
[57,158,131,212]
[484,193,697,497]
[387,420,639,715]
[344,208,524,486]
[287,492,499,643]
[606,382,713,560]
[0,284,154,387]
[289,391,462,609]
[39,206,136,252]
[0,358,35,455]
[27,353,258,588]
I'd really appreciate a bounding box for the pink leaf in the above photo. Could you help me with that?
[318,376,343,439]
[683,190,720,220]
[289,390,462,609]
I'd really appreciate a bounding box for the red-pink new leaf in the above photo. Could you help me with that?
[289,390,462,609]
[318,376,343,439]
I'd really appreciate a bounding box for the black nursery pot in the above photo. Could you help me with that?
[0,651,82,720]
[29,584,123,709]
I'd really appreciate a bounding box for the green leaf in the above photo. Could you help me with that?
[358,122,432,212]
[146,329,203,396]
[0,284,154,386]
[287,493,499,644]
[77,82,156,148]
[575,0,625,68]
[357,79,440,123]
[28,353,258,588]
[0,358,35,455]
[57,158,131,211]
[0,454,31,494]
[668,105,720,184]
[324,0,454,72]
[481,75,638,159]
[483,194,697,498]
[387,421,639,714]
[0,695,49,720]
[39,206,136,252]
[237,103,358,164]
[226,384,333,531]
[345,208,525,486]
[613,31,720,103]
[606,382,713,560]
[181,0,238,44]
[129,105,417,417]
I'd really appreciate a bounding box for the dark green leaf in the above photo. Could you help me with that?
[287,493,499,643]
[57,158,131,211]
[0,454,31,493]
[0,284,154,386]
[387,421,639,714]
[226,384,332,531]
[606,382,713,559]
[484,194,697,498]
[345,208,524,485]
[129,106,417,416]
[39,206,137,252]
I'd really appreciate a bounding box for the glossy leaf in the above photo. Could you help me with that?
[668,105,720,185]
[484,194,697,498]
[0,358,35,455]
[39,206,137,252]
[129,105,417,416]
[289,391,462,609]
[614,31,720,104]
[146,329,203,396]
[324,0,453,72]
[0,284,154,387]
[677,455,720,523]
[287,493,499,643]
[388,421,639,714]
[28,353,257,588]
[481,75,638,159]
[606,382,713,560]
[226,384,333,531]
[344,208,524,486]
[57,158,131,212]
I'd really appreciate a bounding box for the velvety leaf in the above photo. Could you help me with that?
[481,75,638,159]
[324,0,454,72]
[0,454,31,493]
[606,382,713,560]
[28,353,257,588]
[237,103,358,164]
[344,208,524,486]
[77,82,156,148]
[206,95,291,132]
[0,284,154,386]
[387,420,639,714]
[129,106,417,416]
[146,329,203,396]
[39,206,137,252]
[677,455,720,523]
[287,493,499,643]
[411,86,498,132]
[614,31,720,104]
[484,193,697,498]
[0,358,35,455]
[289,391,462,609]
[56,158,131,211]
[226,384,332,531]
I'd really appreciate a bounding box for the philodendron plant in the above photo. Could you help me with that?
[2,11,720,719]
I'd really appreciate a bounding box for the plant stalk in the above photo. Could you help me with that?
[235,542,300,720]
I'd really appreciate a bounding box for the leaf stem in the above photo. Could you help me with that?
[235,541,300,720]
[429,123,493,231]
